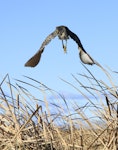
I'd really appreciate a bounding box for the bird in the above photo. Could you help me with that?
[24,25,85,67]
[24,25,97,67]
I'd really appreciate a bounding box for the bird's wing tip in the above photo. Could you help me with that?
[24,63,32,67]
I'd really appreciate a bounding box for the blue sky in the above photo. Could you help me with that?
[0,1,118,103]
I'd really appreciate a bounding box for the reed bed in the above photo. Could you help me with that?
[0,65,118,150]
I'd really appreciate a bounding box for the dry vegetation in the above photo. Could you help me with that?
[0,65,118,150]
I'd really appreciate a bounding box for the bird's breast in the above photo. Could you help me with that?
[58,32,69,40]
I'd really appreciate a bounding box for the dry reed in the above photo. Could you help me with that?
[0,64,118,150]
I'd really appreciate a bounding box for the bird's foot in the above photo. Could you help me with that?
[63,45,67,53]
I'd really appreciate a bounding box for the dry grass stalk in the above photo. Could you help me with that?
[0,65,118,149]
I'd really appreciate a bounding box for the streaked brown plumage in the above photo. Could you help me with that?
[25,26,85,67]
[24,25,97,67]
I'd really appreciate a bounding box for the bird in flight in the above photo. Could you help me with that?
[24,25,98,67]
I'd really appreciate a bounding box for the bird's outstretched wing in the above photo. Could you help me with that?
[25,30,57,67]
[66,27,87,53]
[39,30,57,51]
[24,48,44,67]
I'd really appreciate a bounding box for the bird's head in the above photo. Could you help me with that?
[56,26,69,40]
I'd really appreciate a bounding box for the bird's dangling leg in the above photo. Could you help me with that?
[62,40,67,53]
